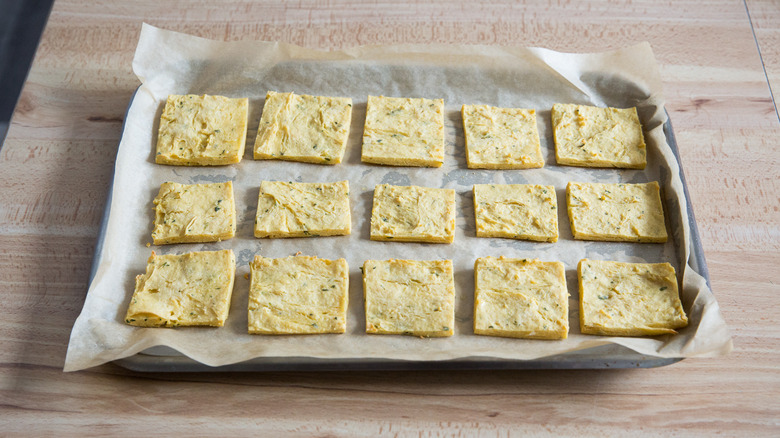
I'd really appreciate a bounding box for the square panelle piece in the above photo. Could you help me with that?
[125,250,236,327]
[156,94,248,166]
[248,255,349,334]
[462,104,543,169]
[473,184,558,242]
[370,184,456,243]
[254,180,351,238]
[362,95,445,167]
[566,181,667,243]
[552,103,646,169]
[578,259,688,336]
[474,257,568,339]
[254,91,352,164]
[152,181,236,245]
[363,259,455,337]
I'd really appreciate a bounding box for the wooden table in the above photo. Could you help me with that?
[2,0,778,435]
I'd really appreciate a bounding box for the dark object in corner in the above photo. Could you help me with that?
[0,0,55,148]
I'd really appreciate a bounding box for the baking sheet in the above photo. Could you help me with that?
[64,24,732,372]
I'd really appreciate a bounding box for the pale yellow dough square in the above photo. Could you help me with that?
[567,181,667,243]
[462,104,543,169]
[552,103,646,169]
[254,91,352,164]
[156,94,248,166]
[152,181,236,245]
[474,257,568,339]
[578,259,688,336]
[370,184,456,243]
[362,95,445,167]
[254,180,351,238]
[363,259,455,337]
[248,255,348,334]
[473,184,558,242]
[125,250,236,327]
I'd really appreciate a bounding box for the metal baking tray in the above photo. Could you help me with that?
[92,93,708,371]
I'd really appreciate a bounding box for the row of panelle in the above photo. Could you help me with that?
[150,179,668,246]
[155,92,648,170]
[125,250,688,339]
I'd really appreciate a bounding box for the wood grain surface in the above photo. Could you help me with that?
[1,0,779,435]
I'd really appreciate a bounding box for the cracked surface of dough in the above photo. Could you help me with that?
[254,91,352,164]
[254,180,351,238]
[152,181,236,245]
[125,250,236,327]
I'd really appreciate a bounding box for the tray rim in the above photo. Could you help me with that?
[92,89,705,372]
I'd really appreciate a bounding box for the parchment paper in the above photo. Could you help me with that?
[64,24,732,371]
